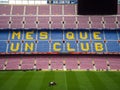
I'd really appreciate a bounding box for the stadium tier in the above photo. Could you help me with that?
[0,29,120,54]
[0,5,120,29]
[0,55,120,71]
[0,2,120,71]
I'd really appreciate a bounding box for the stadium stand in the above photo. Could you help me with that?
[117,16,120,28]
[25,5,37,15]
[50,56,63,70]
[77,16,90,28]
[0,56,6,70]
[94,56,108,70]
[0,5,11,15]
[0,0,120,71]
[79,56,94,70]
[0,4,120,29]
[107,56,120,70]
[0,55,119,71]
[90,16,103,29]
[51,16,62,29]
[24,16,36,28]
[36,56,49,70]
[21,56,35,70]
[51,5,62,15]
[0,16,10,28]
[11,16,23,28]
[12,5,24,15]
[64,55,78,70]
[5,56,20,70]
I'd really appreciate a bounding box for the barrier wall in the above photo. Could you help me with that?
[0,29,120,54]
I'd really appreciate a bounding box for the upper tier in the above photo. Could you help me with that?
[0,4,120,29]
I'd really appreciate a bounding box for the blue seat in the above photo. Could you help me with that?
[22,41,35,52]
[37,41,49,52]
[106,41,120,52]
[51,30,63,40]
[92,41,106,52]
[0,41,7,53]
[8,41,21,53]
[65,41,77,52]
[104,30,118,40]
[51,41,63,52]
[79,41,91,52]
[0,30,9,40]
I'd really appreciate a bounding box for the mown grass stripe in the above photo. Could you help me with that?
[12,71,34,90]
[0,71,24,90]
[75,71,95,90]
[52,71,67,90]
[40,71,55,90]
[66,71,80,90]
[85,71,108,90]
[64,71,68,90]
[0,71,120,90]
[0,71,15,88]
[25,71,45,90]
[96,72,120,90]
[105,72,120,89]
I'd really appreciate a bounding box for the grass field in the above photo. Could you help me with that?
[0,71,120,90]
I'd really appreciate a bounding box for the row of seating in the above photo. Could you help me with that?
[0,5,120,15]
[0,4,120,29]
[0,5,76,15]
[0,55,120,70]
[0,16,120,29]
[0,30,120,40]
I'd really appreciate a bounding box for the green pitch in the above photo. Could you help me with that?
[0,71,120,90]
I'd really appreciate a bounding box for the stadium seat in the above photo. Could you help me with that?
[38,5,50,15]
[117,16,120,28]
[94,56,108,70]
[90,16,104,29]
[106,41,120,52]
[25,6,37,15]
[11,16,23,28]
[6,56,20,70]
[104,30,118,40]
[0,57,6,70]
[64,5,76,15]
[104,16,117,29]
[0,16,10,28]
[50,56,63,70]
[38,16,49,29]
[51,5,62,15]
[36,56,49,70]
[21,56,35,70]
[64,16,76,29]
[107,56,120,70]
[24,16,36,29]
[37,41,49,52]
[0,5,11,15]
[80,56,93,70]
[12,5,24,15]
[63,56,78,70]
[0,30,9,40]
[51,16,63,29]
[77,16,89,29]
